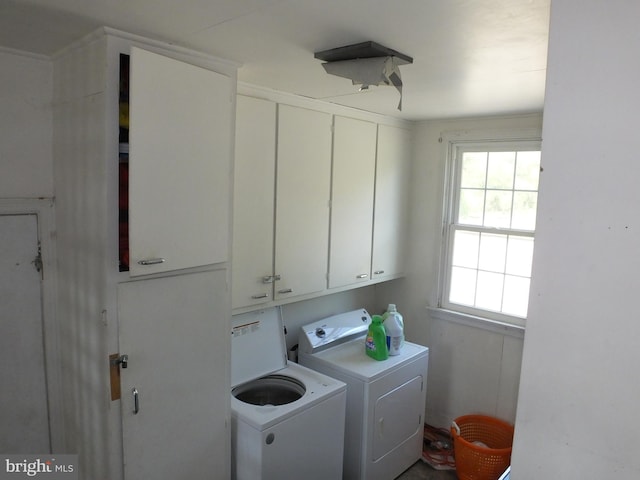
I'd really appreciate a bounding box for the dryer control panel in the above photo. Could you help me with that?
[299,308,371,354]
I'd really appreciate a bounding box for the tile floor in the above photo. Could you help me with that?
[396,460,458,480]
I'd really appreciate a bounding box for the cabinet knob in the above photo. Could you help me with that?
[373,270,385,275]
[251,293,269,299]
[277,288,293,294]
[356,273,369,279]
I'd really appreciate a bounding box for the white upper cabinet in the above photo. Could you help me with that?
[329,116,377,288]
[371,124,411,280]
[232,96,276,309]
[274,104,332,300]
[128,47,233,276]
[230,92,411,310]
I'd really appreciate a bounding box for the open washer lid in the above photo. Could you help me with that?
[231,307,287,388]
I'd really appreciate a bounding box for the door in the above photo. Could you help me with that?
[232,95,276,309]
[118,269,230,479]
[372,125,411,280]
[373,375,424,461]
[329,116,377,288]
[274,104,332,299]
[128,47,233,276]
[0,214,50,453]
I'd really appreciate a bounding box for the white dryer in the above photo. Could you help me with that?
[298,308,429,480]
[231,308,347,480]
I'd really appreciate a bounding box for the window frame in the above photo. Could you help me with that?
[438,129,542,328]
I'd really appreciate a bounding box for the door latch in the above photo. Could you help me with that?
[111,354,128,369]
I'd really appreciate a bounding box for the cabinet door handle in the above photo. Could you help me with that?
[262,275,281,284]
[373,270,385,275]
[137,258,166,266]
[277,288,293,294]
[251,293,269,299]
[356,273,369,279]
[132,388,140,415]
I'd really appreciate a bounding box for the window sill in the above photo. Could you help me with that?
[427,306,525,339]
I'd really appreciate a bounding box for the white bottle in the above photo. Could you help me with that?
[383,304,404,355]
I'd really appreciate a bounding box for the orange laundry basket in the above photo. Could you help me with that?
[451,415,514,480]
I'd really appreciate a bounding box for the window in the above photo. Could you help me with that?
[441,138,541,325]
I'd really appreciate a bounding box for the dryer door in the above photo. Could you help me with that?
[373,375,424,460]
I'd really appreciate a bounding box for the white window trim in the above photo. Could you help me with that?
[436,127,542,330]
[427,306,525,339]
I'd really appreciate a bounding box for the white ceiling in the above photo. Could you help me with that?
[0,0,550,120]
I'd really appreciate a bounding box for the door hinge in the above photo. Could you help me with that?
[33,243,43,277]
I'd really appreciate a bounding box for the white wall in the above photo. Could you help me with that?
[384,114,543,427]
[512,1,640,478]
[0,49,53,198]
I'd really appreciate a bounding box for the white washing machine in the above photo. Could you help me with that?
[231,308,347,480]
[298,308,429,480]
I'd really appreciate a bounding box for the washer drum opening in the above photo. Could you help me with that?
[232,374,306,406]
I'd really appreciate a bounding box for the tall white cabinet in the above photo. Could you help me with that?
[52,28,236,480]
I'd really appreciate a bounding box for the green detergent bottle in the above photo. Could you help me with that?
[365,315,389,361]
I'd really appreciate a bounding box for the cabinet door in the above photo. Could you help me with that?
[372,125,411,280]
[329,116,377,288]
[128,47,233,276]
[118,269,230,479]
[232,96,276,309]
[275,105,332,299]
